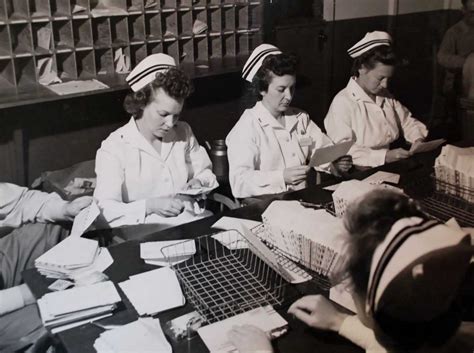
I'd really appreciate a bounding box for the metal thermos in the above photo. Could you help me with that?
[205,139,229,181]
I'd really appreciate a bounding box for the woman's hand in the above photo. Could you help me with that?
[330,155,353,177]
[385,148,412,163]
[288,295,349,332]
[228,325,273,353]
[62,196,93,220]
[146,197,185,217]
[283,166,310,185]
[186,178,203,189]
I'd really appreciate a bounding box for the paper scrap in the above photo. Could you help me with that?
[72,4,87,13]
[363,171,400,185]
[37,27,52,50]
[198,306,287,353]
[193,19,208,34]
[323,182,341,192]
[409,139,446,154]
[70,200,100,237]
[212,230,249,250]
[47,79,109,95]
[145,0,158,8]
[212,216,262,231]
[329,280,357,313]
[37,57,62,86]
[119,268,185,316]
[309,140,354,167]
[140,240,196,266]
[114,48,131,74]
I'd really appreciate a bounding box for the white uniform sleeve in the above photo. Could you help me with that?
[93,142,146,228]
[183,124,218,189]
[226,122,285,199]
[392,100,428,144]
[0,183,69,228]
[324,96,387,167]
[338,316,387,353]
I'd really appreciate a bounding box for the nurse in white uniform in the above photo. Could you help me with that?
[226,44,352,199]
[324,31,428,168]
[94,54,218,228]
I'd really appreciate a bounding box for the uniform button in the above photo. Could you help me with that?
[292,153,296,157]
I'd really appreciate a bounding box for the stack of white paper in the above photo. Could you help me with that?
[94,318,171,353]
[140,239,196,266]
[35,237,113,280]
[37,281,121,333]
[435,145,474,202]
[119,267,185,316]
[198,305,288,353]
[261,201,348,276]
[332,179,403,217]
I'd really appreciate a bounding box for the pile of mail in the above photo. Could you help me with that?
[94,318,171,353]
[261,201,348,276]
[34,237,112,281]
[119,267,185,316]
[435,144,474,202]
[37,281,121,334]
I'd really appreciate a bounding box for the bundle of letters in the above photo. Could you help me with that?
[37,281,121,333]
[260,201,348,277]
[94,318,171,353]
[34,236,111,280]
[435,144,474,203]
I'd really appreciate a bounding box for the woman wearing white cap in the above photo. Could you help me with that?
[228,190,474,352]
[226,44,352,199]
[324,31,429,168]
[94,53,217,228]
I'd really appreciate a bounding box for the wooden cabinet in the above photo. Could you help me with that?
[0,0,263,107]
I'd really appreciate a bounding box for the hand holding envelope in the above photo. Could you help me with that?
[309,141,354,173]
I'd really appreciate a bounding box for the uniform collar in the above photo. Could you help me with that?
[346,77,387,106]
[120,117,176,159]
[254,101,300,131]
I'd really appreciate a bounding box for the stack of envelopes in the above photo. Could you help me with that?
[37,281,121,333]
[35,237,111,280]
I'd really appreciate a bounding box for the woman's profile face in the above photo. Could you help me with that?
[141,87,184,139]
[357,62,394,97]
[260,73,296,116]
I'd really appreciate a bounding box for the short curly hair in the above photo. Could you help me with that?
[252,53,297,100]
[351,45,398,77]
[123,67,193,119]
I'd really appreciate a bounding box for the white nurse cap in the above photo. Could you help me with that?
[347,31,392,58]
[126,53,176,92]
[241,44,282,82]
[366,216,472,321]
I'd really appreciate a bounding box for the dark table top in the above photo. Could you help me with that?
[23,152,439,353]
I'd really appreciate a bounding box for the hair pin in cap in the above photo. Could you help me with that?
[347,31,392,58]
[366,217,472,321]
[242,43,282,83]
[126,53,176,92]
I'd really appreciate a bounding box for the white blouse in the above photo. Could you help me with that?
[94,118,217,228]
[324,78,428,167]
[226,102,333,198]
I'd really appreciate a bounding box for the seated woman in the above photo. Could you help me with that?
[226,44,352,199]
[94,53,218,229]
[324,31,428,167]
[229,190,474,353]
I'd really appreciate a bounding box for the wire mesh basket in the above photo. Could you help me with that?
[405,174,474,227]
[160,230,288,324]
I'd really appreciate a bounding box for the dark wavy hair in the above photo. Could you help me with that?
[252,53,297,101]
[351,45,398,77]
[344,190,463,350]
[123,68,193,119]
